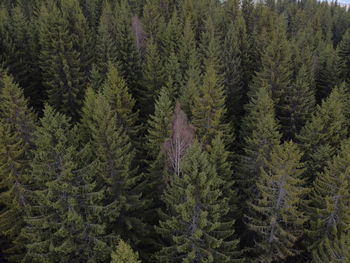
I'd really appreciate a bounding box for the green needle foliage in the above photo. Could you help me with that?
[246,141,307,263]
[111,240,141,263]
[156,142,241,263]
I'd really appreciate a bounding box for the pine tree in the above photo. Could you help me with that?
[297,86,348,184]
[111,240,141,263]
[38,2,86,120]
[337,29,350,83]
[83,93,146,247]
[308,139,350,254]
[22,105,109,263]
[0,74,35,262]
[246,141,307,262]
[156,141,241,263]
[191,64,229,146]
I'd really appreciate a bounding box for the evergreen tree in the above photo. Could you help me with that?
[308,139,350,254]
[23,105,109,263]
[164,50,182,99]
[0,122,28,262]
[100,63,140,141]
[199,16,221,72]
[83,93,146,247]
[146,88,173,160]
[222,20,244,123]
[141,38,165,116]
[38,2,86,120]
[279,64,316,139]
[246,141,307,262]
[312,234,350,263]
[0,74,35,262]
[337,29,350,83]
[315,43,340,101]
[111,240,141,263]
[114,0,143,99]
[250,20,294,137]
[156,142,241,263]
[297,86,348,184]
[191,64,229,146]
[238,84,281,204]
[94,0,118,87]
[0,74,36,145]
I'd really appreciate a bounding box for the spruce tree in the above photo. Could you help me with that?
[94,0,118,87]
[246,141,307,262]
[308,139,350,254]
[312,234,350,263]
[83,93,146,247]
[38,2,86,120]
[156,142,241,263]
[100,63,139,141]
[222,20,243,122]
[337,29,350,83]
[0,74,36,145]
[0,74,35,262]
[238,84,281,204]
[279,64,316,139]
[111,240,141,263]
[297,86,348,184]
[141,38,165,116]
[114,0,143,99]
[316,43,340,101]
[191,64,229,146]
[23,105,109,263]
[146,87,174,160]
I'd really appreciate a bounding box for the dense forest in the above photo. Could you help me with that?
[0,0,350,262]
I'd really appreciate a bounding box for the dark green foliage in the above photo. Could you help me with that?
[191,63,230,146]
[297,86,348,184]
[246,141,307,262]
[156,142,241,263]
[141,38,166,116]
[239,85,281,205]
[23,105,109,263]
[114,0,143,99]
[82,92,146,247]
[0,74,35,262]
[0,1,350,262]
[316,43,340,101]
[111,240,141,263]
[337,29,350,83]
[308,139,350,255]
[38,1,88,120]
[279,64,316,139]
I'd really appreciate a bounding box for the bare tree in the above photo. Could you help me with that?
[132,16,145,51]
[162,103,195,176]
